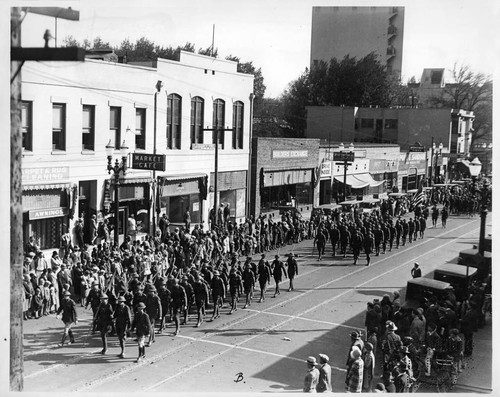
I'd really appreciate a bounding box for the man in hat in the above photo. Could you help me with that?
[56,290,78,347]
[193,272,210,327]
[424,322,442,376]
[210,271,225,321]
[271,254,287,298]
[256,255,271,303]
[132,302,152,362]
[346,346,364,393]
[382,321,401,366]
[347,330,365,368]
[132,283,148,315]
[158,279,172,333]
[316,354,332,392]
[145,285,162,345]
[286,253,298,292]
[180,275,194,325]
[242,262,255,309]
[170,277,187,335]
[303,356,320,392]
[228,268,243,314]
[114,295,131,358]
[411,262,422,278]
[94,293,114,354]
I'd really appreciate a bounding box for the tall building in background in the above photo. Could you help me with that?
[311,6,405,78]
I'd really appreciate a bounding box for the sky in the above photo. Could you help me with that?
[14,0,499,98]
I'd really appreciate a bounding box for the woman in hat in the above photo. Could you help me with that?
[114,295,131,358]
[132,302,152,362]
[346,346,364,393]
[303,356,320,392]
[362,342,375,392]
[317,354,332,392]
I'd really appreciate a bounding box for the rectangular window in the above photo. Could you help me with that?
[213,99,225,148]
[21,101,33,151]
[52,103,66,151]
[360,118,374,128]
[135,108,146,150]
[384,119,398,129]
[167,94,182,149]
[232,101,244,149]
[110,106,121,149]
[82,105,95,151]
[190,96,204,146]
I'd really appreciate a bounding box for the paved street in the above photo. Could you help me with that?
[23,214,492,393]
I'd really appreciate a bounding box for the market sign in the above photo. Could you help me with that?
[131,153,166,171]
[333,151,355,162]
[22,166,70,183]
[320,161,332,178]
[29,207,68,220]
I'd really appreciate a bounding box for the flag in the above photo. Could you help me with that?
[410,180,425,209]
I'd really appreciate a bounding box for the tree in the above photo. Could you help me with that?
[62,35,110,50]
[198,45,218,58]
[226,55,267,110]
[429,64,492,144]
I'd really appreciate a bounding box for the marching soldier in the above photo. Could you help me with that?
[408,218,415,244]
[131,302,152,363]
[388,221,396,252]
[242,263,255,308]
[158,279,172,333]
[145,285,162,345]
[170,277,187,335]
[257,255,271,302]
[286,253,298,291]
[373,225,383,256]
[340,225,351,258]
[210,270,225,320]
[94,293,114,354]
[85,282,101,334]
[56,290,78,347]
[363,229,375,266]
[180,275,194,325]
[271,254,287,297]
[351,229,363,265]
[395,219,402,249]
[114,295,131,358]
[193,272,210,327]
[228,268,243,314]
[329,223,340,257]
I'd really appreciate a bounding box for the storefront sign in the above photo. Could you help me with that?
[272,150,308,159]
[131,153,166,171]
[409,145,425,152]
[22,166,70,184]
[333,151,355,162]
[191,143,215,150]
[320,162,332,178]
[29,207,68,220]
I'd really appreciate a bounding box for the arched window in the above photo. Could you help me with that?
[213,99,225,148]
[232,101,244,149]
[190,96,204,145]
[167,94,182,149]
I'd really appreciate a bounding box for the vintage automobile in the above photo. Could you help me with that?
[433,263,478,301]
[403,277,453,309]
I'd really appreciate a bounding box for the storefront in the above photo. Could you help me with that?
[319,161,333,205]
[104,176,152,239]
[158,173,208,225]
[250,137,320,218]
[209,170,247,222]
[398,152,427,192]
[22,166,76,251]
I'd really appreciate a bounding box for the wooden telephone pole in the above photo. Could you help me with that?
[10,7,83,390]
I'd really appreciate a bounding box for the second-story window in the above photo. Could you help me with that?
[135,108,146,150]
[190,96,204,145]
[82,105,95,151]
[22,101,33,151]
[110,106,121,149]
[167,94,182,149]
[213,98,225,148]
[232,101,244,149]
[52,103,66,151]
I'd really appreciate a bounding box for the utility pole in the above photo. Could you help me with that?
[152,80,163,236]
[202,126,233,228]
[10,7,83,390]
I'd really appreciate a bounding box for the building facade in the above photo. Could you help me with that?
[249,138,320,219]
[21,51,254,250]
[311,6,405,76]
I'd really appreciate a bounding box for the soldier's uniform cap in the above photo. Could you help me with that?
[213,270,220,276]
[136,302,146,309]
[117,296,126,302]
[100,293,108,299]
[63,291,71,296]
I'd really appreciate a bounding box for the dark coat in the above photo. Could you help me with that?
[57,297,78,323]
[132,310,152,337]
[114,303,131,332]
[95,302,114,331]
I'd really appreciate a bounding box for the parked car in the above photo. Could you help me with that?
[433,263,478,301]
[403,277,453,309]
[359,198,381,214]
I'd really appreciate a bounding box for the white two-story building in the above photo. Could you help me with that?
[21,51,254,250]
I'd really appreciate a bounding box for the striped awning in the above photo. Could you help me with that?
[110,176,153,185]
[23,182,72,191]
[161,173,207,183]
[334,173,384,189]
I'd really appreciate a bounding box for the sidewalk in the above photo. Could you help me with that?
[454,317,493,393]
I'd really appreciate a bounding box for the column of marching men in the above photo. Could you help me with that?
[22,211,306,363]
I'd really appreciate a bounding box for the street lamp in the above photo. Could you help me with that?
[106,139,129,246]
[336,142,354,202]
[152,80,163,236]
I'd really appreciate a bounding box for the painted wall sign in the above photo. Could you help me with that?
[29,207,68,220]
[22,166,70,183]
[272,150,308,159]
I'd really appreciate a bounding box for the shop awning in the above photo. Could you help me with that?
[334,173,384,188]
[111,176,153,185]
[23,182,72,191]
[161,173,207,183]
